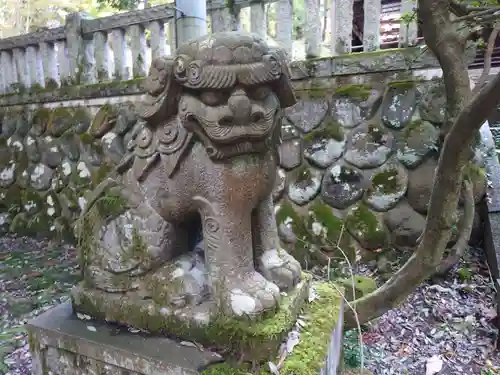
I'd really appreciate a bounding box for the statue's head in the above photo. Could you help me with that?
[139,32,297,160]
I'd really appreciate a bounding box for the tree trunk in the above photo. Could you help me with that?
[343,0,500,328]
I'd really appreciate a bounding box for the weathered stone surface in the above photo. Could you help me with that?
[285,99,329,133]
[418,80,446,125]
[28,163,54,191]
[303,121,346,169]
[365,162,408,212]
[272,168,287,202]
[72,33,305,332]
[288,166,323,205]
[24,135,42,163]
[344,124,394,169]
[383,201,425,248]
[279,120,303,171]
[28,303,223,375]
[0,162,16,188]
[397,119,439,169]
[381,85,417,130]
[321,164,364,209]
[407,159,437,214]
[331,97,363,128]
[345,204,388,250]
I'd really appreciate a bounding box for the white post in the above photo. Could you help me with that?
[175,0,207,45]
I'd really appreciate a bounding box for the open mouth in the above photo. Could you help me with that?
[186,113,275,145]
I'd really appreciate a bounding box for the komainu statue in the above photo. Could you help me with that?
[72,32,303,328]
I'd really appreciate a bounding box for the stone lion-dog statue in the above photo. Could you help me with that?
[72,32,303,325]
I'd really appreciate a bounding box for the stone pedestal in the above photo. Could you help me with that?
[27,303,223,375]
[27,283,344,375]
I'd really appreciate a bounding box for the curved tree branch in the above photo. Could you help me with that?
[344,72,500,330]
[435,179,475,275]
[473,23,500,96]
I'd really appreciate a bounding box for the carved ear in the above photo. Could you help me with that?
[138,57,182,125]
[274,74,297,109]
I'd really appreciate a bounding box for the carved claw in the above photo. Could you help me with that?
[258,248,302,292]
[226,271,280,319]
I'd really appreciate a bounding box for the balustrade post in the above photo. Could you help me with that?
[331,0,354,55]
[0,51,16,92]
[176,0,207,45]
[128,24,147,78]
[93,32,112,82]
[304,0,322,58]
[275,0,293,57]
[149,21,167,60]
[0,54,5,93]
[26,45,45,88]
[12,48,30,89]
[399,0,418,47]
[363,0,381,51]
[110,28,130,80]
[65,12,96,84]
[39,42,60,88]
[250,1,266,37]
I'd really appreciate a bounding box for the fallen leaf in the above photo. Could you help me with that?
[425,355,443,375]
[86,325,97,332]
[179,341,197,348]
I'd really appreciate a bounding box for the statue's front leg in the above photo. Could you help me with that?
[252,195,302,291]
[194,196,280,319]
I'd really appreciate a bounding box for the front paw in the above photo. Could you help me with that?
[225,272,280,319]
[258,248,302,291]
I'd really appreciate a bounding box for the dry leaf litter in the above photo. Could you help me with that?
[1,235,500,375]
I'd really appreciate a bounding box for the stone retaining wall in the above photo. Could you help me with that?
[0,57,487,291]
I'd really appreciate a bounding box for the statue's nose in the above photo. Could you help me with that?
[228,89,251,122]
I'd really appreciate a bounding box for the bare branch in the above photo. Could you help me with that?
[449,0,471,17]
[472,23,500,95]
[452,7,500,24]
[344,72,500,329]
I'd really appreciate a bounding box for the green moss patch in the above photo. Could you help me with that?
[387,80,421,90]
[334,84,372,101]
[275,201,312,265]
[336,275,377,301]
[371,169,400,194]
[345,204,388,251]
[202,282,343,375]
[304,119,344,143]
[306,203,355,263]
[73,275,312,364]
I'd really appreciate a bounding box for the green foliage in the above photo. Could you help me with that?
[343,329,367,369]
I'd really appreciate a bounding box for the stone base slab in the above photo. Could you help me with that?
[27,302,224,375]
[28,282,344,375]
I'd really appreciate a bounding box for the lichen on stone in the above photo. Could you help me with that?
[287,165,322,205]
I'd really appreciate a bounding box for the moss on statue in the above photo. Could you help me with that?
[73,275,313,363]
[75,183,128,271]
[201,282,343,375]
[334,84,372,101]
[304,120,344,143]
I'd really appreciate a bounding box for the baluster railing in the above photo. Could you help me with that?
[0,0,429,95]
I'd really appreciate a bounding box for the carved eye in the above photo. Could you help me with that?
[249,86,271,101]
[200,91,227,106]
